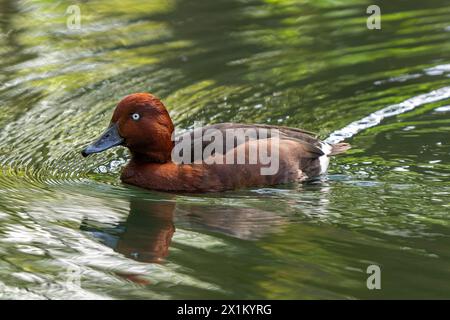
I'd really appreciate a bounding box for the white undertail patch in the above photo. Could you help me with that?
[319,142,332,174]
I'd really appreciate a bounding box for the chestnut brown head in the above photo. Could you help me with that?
[82,93,174,162]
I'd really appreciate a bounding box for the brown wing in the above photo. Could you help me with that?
[175,123,324,162]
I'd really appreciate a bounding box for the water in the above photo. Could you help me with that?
[0,0,449,299]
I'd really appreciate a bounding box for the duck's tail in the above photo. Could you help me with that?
[329,142,351,156]
[318,142,350,174]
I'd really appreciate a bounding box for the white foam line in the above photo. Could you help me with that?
[325,86,450,144]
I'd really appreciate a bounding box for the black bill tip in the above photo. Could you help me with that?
[81,149,89,157]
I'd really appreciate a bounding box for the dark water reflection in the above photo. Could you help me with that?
[0,0,449,299]
[82,197,176,263]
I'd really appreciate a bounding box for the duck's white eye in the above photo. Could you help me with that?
[131,113,140,121]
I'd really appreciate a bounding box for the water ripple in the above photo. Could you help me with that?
[326,86,450,144]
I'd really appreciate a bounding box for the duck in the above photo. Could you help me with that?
[81,93,350,192]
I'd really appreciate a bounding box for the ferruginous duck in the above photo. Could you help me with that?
[81,93,350,192]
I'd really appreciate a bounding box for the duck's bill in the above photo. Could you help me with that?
[81,123,124,157]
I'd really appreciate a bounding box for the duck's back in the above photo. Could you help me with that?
[176,123,322,157]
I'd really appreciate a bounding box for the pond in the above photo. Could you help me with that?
[0,0,449,299]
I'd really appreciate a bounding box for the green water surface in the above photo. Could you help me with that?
[0,0,449,299]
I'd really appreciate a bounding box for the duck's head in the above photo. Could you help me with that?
[82,93,174,162]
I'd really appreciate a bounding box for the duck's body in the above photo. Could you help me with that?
[121,123,348,192]
[82,93,350,192]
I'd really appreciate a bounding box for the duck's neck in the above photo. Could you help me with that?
[130,149,172,164]
[128,129,175,163]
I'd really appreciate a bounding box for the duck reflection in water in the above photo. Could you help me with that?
[81,194,290,264]
[81,198,175,263]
